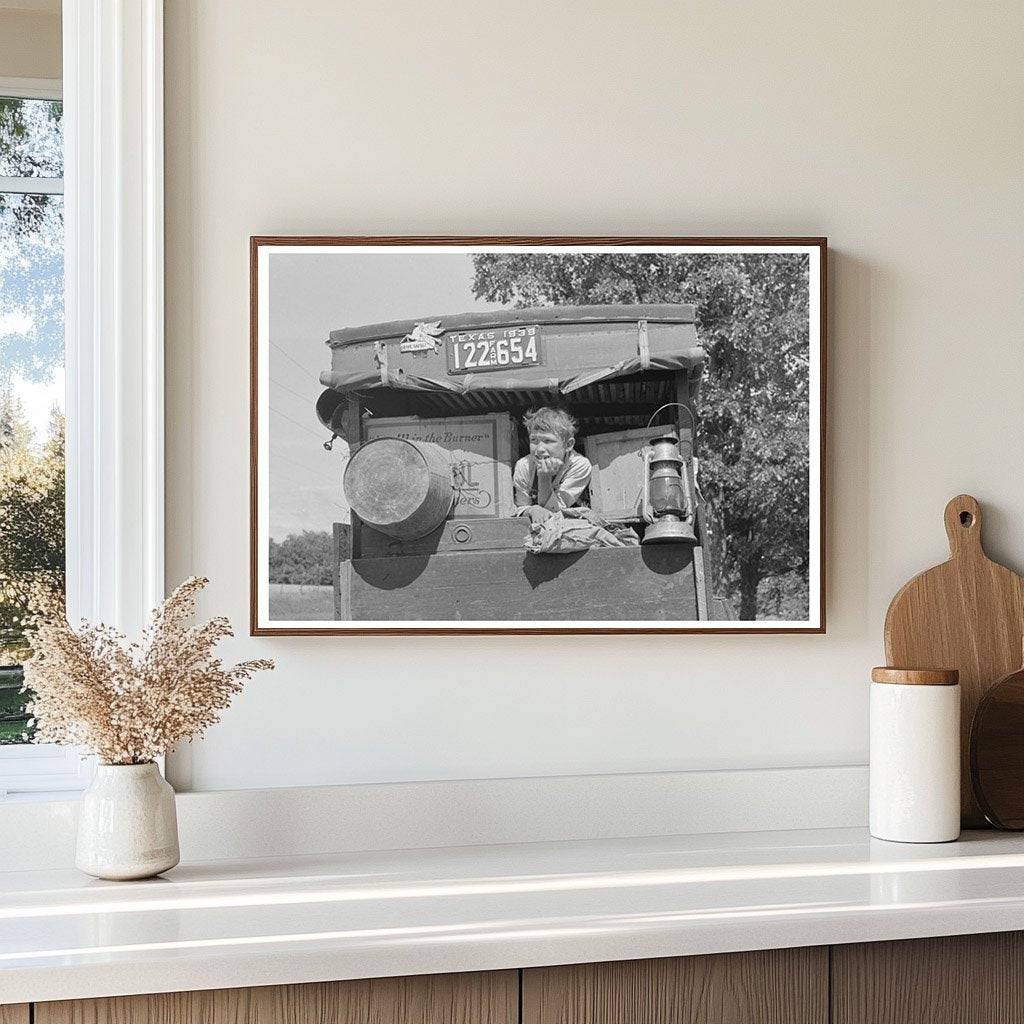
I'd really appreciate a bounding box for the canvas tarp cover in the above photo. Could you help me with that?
[318,305,705,396]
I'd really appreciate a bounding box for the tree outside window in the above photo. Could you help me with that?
[0,94,65,744]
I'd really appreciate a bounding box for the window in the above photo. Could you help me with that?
[0,4,166,798]
[0,80,85,797]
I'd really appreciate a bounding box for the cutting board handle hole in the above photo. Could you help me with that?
[944,495,982,555]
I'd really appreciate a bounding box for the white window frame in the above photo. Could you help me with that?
[0,1,165,799]
[0,77,61,101]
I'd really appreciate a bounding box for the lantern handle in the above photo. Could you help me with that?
[646,402,695,433]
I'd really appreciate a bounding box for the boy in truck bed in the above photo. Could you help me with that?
[512,407,593,526]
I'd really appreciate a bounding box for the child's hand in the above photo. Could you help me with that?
[524,504,554,526]
[535,455,564,475]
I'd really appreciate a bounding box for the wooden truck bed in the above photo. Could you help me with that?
[340,544,701,622]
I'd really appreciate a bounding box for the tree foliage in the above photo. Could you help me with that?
[0,98,62,179]
[1,97,64,385]
[0,394,65,661]
[472,253,810,620]
[268,529,347,586]
[0,395,65,742]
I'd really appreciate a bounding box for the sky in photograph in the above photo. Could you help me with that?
[267,252,506,540]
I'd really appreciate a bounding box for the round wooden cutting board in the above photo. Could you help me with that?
[970,656,1024,829]
[884,494,1024,826]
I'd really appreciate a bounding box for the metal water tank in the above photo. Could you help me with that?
[343,437,455,540]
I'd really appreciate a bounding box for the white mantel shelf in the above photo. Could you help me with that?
[4,827,1024,1004]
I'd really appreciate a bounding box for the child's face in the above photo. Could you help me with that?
[530,429,573,468]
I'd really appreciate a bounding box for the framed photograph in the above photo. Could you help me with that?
[251,237,826,635]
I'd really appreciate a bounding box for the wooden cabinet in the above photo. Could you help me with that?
[519,935,1024,1024]
[21,932,1024,1024]
[832,932,1024,1024]
[522,948,828,1024]
[34,971,517,1024]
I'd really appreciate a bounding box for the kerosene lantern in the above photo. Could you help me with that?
[641,432,697,544]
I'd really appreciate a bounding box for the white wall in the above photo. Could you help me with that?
[164,0,1024,792]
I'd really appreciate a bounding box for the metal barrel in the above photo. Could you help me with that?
[343,437,455,540]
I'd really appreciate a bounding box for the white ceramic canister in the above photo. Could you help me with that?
[76,762,180,880]
[869,667,961,843]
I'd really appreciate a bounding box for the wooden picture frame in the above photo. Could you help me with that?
[251,237,827,635]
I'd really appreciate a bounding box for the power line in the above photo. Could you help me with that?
[271,377,318,406]
[270,340,324,381]
[272,448,341,484]
[270,404,327,442]
[271,454,345,497]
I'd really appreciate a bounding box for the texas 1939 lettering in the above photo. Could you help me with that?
[448,327,541,373]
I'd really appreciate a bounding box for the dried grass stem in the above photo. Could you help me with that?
[22,577,273,765]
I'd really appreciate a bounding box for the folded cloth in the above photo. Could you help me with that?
[524,509,639,554]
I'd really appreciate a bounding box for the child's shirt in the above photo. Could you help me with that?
[513,450,593,514]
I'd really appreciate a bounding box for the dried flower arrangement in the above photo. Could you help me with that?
[22,577,273,765]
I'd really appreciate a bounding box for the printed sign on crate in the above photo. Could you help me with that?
[362,413,515,519]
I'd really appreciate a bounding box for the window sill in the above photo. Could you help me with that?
[0,744,93,799]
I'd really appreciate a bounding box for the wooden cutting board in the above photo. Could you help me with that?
[970,652,1024,828]
[884,494,1024,826]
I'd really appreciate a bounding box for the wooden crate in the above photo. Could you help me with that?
[362,413,515,519]
[582,426,668,521]
[360,517,530,557]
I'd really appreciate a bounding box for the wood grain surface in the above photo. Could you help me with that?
[970,658,1024,827]
[832,932,1024,1024]
[35,971,517,1024]
[871,666,959,685]
[358,516,531,558]
[348,544,700,621]
[0,1006,29,1024]
[884,494,1024,825]
[522,948,828,1024]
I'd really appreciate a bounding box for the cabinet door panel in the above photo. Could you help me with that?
[523,948,828,1024]
[0,1006,29,1024]
[36,971,517,1024]
[832,932,1024,1024]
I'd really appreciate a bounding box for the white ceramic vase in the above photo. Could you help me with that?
[76,762,180,880]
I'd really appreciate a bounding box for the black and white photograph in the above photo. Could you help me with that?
[251,239,824,634]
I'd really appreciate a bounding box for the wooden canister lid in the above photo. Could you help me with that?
[871,667,959,686]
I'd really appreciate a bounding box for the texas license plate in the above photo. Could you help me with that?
[446,326,542,375]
